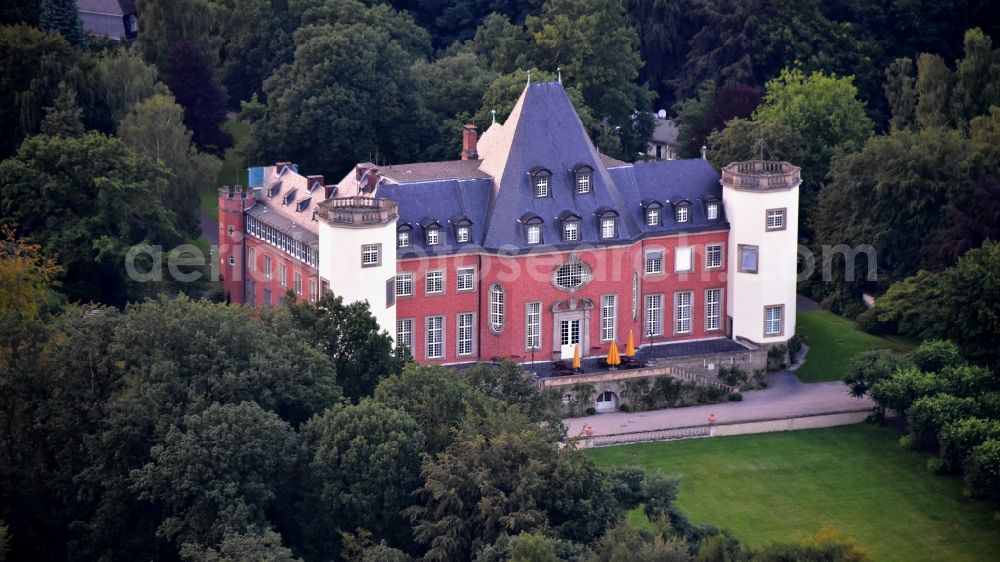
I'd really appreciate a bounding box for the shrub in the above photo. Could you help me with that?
[585,407,597,416]
[787,333,806,361]
[899,435,920,450]
[752,369,767,388]
[696,386,726,404]
[619,404,631,413]
[965,439,1000,500]
[718,365,748,387]
[728,392,743,402]
[766,344,788,371]
[909,340,962,374]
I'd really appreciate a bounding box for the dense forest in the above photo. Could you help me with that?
[1,0,1000,559]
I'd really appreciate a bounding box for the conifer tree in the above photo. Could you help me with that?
[40,82,85,138]
[39,0,88,49]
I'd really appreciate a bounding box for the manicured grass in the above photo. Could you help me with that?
[588,425,1000,562]
[203,119,252,218]
[795,311,910,382]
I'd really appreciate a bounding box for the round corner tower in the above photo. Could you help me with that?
[722,161,801,345]
[315,196,399,333]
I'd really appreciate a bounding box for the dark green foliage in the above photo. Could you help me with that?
[582,521,691,561]
[460,360,549,420]
[909,340,963,374]
[938,418,1000,472]
[964,438,1000,499]
[718,366,748,387]
[299,401,425,555]
[608,466,646,510]
[868,366,943,414]
[136,0,217,72]
[285,292,406,401]
[884,57,917,132]
[391,0,538,49]
[164,40,232,154]
[130,401,299,548]
[39,0,87,49]
[180,529,303,562]
[841,350,911,398]
[0,133,183,305]
[908,394,981,436]
[40,82,85,138]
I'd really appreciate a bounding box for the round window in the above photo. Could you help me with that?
[553,260,591,291]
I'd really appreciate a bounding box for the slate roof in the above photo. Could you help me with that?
[368,82,726,254]
[77,0,137,40]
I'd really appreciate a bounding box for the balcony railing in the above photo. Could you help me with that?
[316,196,398,226]
[721,160,801,190]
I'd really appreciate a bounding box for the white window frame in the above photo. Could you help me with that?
[707,203,719,220]
[646,208,660,226]
[675,291,692,334]
[645,251,663,275]
[426,316,444,359]
[645,294,663,337]
[601,295,617,342]
[706,244,723,269]
[577,172,591,194]
[294,272,302,295]
[457,225,470,243]
[456,267,475,292]
[526,301,541,350]
[457,312,474,356]
[279,264,287,287]
[263,255,272,280]
[706,288,722,331]
[601,217,616,239]
[426,228,440,246]
[676,205,689,223]
[766,208,786,231]
[309,279,317,302]
[563,221,579,242]
[527,224,541,244]
[489,284,504,333]
[397,230,410,248]
[674,246,693,273]
[534,176,549,197]
[395,273,413,297]
[425,270,444,295]
[765,305,784,337]
[396,318,413,350]
[361,243,380,267]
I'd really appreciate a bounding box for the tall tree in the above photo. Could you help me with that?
[118,94,221,237]
[164,40,232,154]
[136,0,217,72]
[884,57,917,132]
[0,133,181,305]
[951,28,1000,128]
[624,0,692,108]
[38,0,87,49]
[40,82,85,138]
[915,53,953,129]
[91,50,168,127]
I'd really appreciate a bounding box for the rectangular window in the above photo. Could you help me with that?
[426,229,440,245]
[563,221,579,242]
[309,279,317,302]
[534,176,549,197]
[294,272,302,295]
[765,305,784,336]
[362,243,380,267]
[601,217,616,239]
[398,230,410,247]
[457,313,473,356]
[426,316,443,359]
[457,267,474,291]
[707,203,719,220]
[279,264,287,287]
[675,246,693,272]
[228,255,236,266]
[645,250,663,274]
[738,244,759,273]
[263,255,272,280]
[706,244,723,269]
[675,291,692,334]
[676,206,689,223]
[601,295,617,342]
[426,271,443,294]
[263,287,272,305]
[457,226,470,243]
[526,302,541,349]
[395,273,413,296]
[645,294,663,336]
[396,319,412,350]
[706,288,722,331]
[577,172,591,194]
[527,224,541,244]
[646,208,660,226]
[766,208,786,231]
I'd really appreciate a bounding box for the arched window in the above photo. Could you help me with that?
[632,272,639,321]
[489,284,505,333]
[530,167,552,198]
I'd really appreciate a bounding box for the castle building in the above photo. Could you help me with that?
[218,82,800,366]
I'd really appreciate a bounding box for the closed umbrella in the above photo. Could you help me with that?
[607,340,621,367]
[625,330,636,357]
[572,343,581,371]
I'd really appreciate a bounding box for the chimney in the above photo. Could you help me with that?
[461,124,478,160]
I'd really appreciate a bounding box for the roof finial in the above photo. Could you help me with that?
[491,109,496,125]
[527,69,531,86]
[557,66,562,84]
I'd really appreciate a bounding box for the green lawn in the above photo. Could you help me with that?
[202,119,252,218]
[795,311,910,382]
[588,425,1000,562]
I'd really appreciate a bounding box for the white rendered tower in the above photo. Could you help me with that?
[722,160,801,344]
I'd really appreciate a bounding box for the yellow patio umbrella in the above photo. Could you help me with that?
[607,340,621,367]
[572,343,581,370]
[625,330,636,357]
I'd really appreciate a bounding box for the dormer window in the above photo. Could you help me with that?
[642,200,663,226]
[426,228,440,245]
[573,165,593,194]
[563,221,579,242]
[530,167,551,198]
[676,204,689,223]
[596,208,619,240]
[397,225,412,248]
[456,226,470,243]
[707,202,719,220]
[527,224,541,244]
[452,217,472,244]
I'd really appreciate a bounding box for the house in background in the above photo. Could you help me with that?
[647,111,678,160]
[76,0,138,42]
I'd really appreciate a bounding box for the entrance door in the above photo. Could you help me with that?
[560,319,581,346]
[596,391,618,412]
